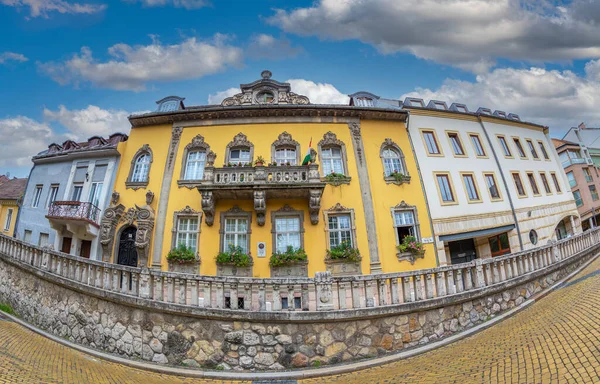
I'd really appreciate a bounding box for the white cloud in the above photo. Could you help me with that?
[247,34,303,60]
[1,0,106,18]
[0,116,57,168]
[402,60,600,136]
[0,52,28,64]
[43,105,131,138]
[124,0,208,9]
[268,0,600,73]
[207,79,348,105]
[39,35,244,91]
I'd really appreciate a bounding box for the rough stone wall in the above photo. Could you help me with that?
[0,251,594,371]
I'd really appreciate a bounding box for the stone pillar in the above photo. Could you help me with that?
[315,271,333,311]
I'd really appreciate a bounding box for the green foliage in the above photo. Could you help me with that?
[312,360,321,368]
[269,246,308,267]
[389,171,405,183]
[396,236,424,254]
[324,172,347,182]
[215,244,252,267]
[0,303,14,315]
[253,156,266,166]
[167,244,198,264]
[326,241,362,262]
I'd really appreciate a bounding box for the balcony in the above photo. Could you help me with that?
[562,158,586,168]
[179,164,326,226]
[46,201,101,237]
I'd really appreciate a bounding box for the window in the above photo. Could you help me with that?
[555,220,568,240]
[447,132,466,157]
[497,136,512,157]
[229,149,251,165]
[223,216,249,254]
[574,190,583,207]
[32,185,43,208]
[226,133,254,165]
[512,172,526,197]
[274,217,301,252]
[527,172,540,195]
[513,138,527,158]
[583,168,593,183]
[422,130,442,155]
[540,173,552,194]
[567,171,577,188]
[393,209,418,244]
[4,208,13,231]
[590,185,599,201]
[274,148,297,165]
[538,141,550,160]
[382,147,403,176]
[71,184,83,201]
[529,230,538,245]
[132,154,151,182]
[435,173,456,204]
[38,233,49,247]
[469,133,486,157]
[23,230,32,243]
[88,182,103,207]
[177,217,199,253]
[184,151,206,180]
[526,140,539,159]
[46,185,59,208]
[322,147,344,175]
[489,233,510,257]
[551,172,562,193]
[328,214,353,247]
[484,173,501,200]
[461,173,481,202]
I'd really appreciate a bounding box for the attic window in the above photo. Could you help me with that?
[257,91,275,104]
[158,100,179,112]
[356,97,374,107]
[433,102,446,110]
[408,99,425,107]
[456,106,468,112]
[477,108,492,116]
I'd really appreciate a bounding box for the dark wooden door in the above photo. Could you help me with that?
[448,238,477,264]
[117,227,138,267]
[61,237,72,254]
[79,240,92,259]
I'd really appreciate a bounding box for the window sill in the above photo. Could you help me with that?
[322,176,351,186]
[396,250,425,264]
[177,179,203,189]
[384,174,411,185]
[125,181,148,190]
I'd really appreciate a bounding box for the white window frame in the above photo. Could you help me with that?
[321,147,344,175]
[322,205,357,251]
[392,206,420,244]
[184,150,206,180]
[32,185,43,208]
[176,217,200,253]
[274,148,297,165]
[46,184,59,208]
[132,154,151,183]
[219,206,252,255]
[4,208,13,231]
[71,183,83,202]
[274,216,302,253]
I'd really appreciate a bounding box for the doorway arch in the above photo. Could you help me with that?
[117,226,138,267]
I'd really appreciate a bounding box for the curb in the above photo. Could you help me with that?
[1,251,598,381]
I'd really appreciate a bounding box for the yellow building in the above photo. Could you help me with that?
[0,178,27,238]
[100,71,436,277]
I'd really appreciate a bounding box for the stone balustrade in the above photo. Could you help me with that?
[210,165,318,185]
[1,229,599,314]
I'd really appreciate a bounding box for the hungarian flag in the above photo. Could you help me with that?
[302,137,312,165]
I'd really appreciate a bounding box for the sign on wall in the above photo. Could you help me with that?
[422,237,434,244]
[257,242,266,257]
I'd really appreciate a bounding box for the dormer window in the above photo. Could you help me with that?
[356,97,374,107]
[156,96,185,112]
[257,91,275,104]
[159,100,178,112]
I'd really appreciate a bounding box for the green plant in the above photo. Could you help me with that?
[269,246,308,267]
[327,241,362,262]
[312,360,321,368]
[167,244,198,264]
[396,236,424,254]
[253,156,266,166]
[324,172,347,182]
[388,171,405,183]
[216,244,252,267]
[0,303,14,315]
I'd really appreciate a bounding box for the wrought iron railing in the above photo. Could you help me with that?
[47,201,101,225]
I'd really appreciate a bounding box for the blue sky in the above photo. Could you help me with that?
[3,0,600,177]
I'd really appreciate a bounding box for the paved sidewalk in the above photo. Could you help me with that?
[1,257,600,383]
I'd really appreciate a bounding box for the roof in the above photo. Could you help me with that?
[0,175,9,185]
[552,138,579,150]
[34,133,128,161]
[0,178,27,200]
[563,126,600,149]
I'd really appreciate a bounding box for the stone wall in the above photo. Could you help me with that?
[0,245,597,371]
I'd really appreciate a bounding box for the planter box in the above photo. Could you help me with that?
[216,263,253,277]
[270,262,308,277]
[396,250,425,264]
[325,259,362,276]
[168,261,200,274]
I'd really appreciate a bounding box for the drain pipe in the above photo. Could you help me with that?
[477,115,524,251]
[405,110,440,266]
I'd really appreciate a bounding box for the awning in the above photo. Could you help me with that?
[439,224,515,243]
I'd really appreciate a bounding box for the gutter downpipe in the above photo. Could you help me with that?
[405,110,440,266]
[477,115,524,251]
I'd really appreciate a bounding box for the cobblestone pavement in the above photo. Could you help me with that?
[1,257,599,384]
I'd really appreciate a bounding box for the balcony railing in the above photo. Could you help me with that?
[562,158,586,168]
[47,201,101,226]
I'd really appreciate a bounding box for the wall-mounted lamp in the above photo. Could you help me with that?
[85,172,89,182]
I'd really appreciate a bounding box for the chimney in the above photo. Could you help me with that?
[578,122,586,129]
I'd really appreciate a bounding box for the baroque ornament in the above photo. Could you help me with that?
[221,70,310,107]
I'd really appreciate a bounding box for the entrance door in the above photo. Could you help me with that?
[61,237,72,254]
[489,233,511,257]
[117,226,138,267]
[79,240,92,259]
[448,238,477,264]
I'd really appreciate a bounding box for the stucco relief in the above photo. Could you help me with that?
[100,201,125,262]
[221,70,310,107]
[201,191,215,226]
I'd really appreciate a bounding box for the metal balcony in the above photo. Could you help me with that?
[46,201,101,237]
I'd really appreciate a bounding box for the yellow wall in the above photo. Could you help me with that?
[112,124,173,265]
[0,203,19,236]
[361,120,437,272]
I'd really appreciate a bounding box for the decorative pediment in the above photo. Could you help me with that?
[275,204,297,213]
[272,132,299,149]
[227,133,253,149]
[328,203,349,212]
[176,205,199,215]
[221,70,310,106]
[225,205,247,214]
[185,134,210,152]
[393,201,414,210]
[319,132,344,148]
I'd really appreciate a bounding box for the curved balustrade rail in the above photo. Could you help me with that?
[1,229,599,314]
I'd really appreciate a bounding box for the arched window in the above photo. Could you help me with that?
[318,132,349,178]
[185,151,206,180]
[380,139,409,184]
[178,135,214,185]
[382,147,403,176]
[226,133,254,165]
[132,154,150,182]
[271,132,300,165]
[126,145,153,189]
